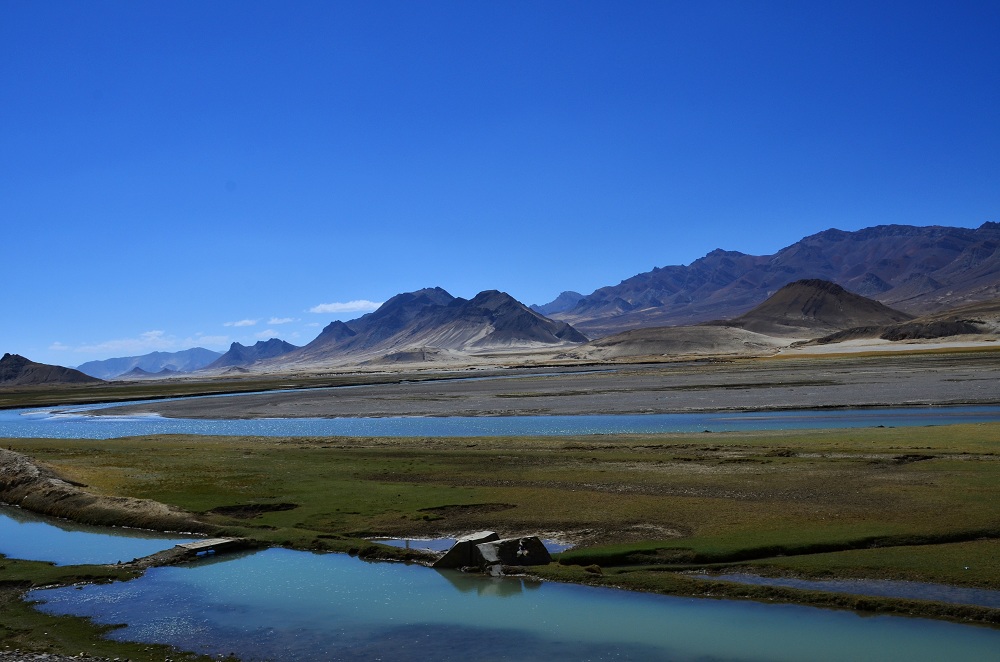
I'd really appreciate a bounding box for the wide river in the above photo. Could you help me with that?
[2,400,1000,438]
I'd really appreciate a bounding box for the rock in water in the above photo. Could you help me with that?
[475,536,552,575]
[432,531,500,569]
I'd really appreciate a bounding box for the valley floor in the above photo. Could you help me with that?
[2,348,1000,659]
[93,348,1000,419]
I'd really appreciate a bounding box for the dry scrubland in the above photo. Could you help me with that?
[2,349,1000,659]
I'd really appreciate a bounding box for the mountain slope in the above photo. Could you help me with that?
[0,353,104,386]
[560,326,787,361]
[77,348,222,379]
[554,223,1000,337]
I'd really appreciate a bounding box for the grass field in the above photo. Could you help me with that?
[6,423,999,582]
[3,422,999,657]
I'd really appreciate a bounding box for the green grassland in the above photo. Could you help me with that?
[6,424,1000,582]
[2,422,999,657]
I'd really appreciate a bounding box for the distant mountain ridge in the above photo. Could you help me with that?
[282,288,587,366]
[0,353,103,386]
[549,222,1000,337]
[205,338,299,370]
[78,348,221,379]
[119,366,179,380]
[530,291,584,316]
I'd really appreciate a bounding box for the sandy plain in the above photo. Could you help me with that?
[95,348,1000,420]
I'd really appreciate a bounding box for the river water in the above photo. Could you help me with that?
[0,505,196,565]
[2,402,999,438]
[26,546,1000,662]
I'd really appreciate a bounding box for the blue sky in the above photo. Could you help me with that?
[2,1,998,366]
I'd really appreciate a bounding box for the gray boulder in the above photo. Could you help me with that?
[432,531,499,569]
[475,536,552,572]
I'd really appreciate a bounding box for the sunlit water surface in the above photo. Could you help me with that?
[2,403,999,439]
[0,506,196,566]
[29,548,1000,662]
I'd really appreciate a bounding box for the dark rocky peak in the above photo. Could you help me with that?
[363,287,455,319]
[788,279,847,295]
[703,248,749,259]
[0,353,29,372]
[351,287,456,341]
[317,320,357,341]
[466,290,522,311]
[206,338,298,369]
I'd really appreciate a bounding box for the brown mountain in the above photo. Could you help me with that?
[562,279,908,361]
[281,288,587,367]
[815,297,1000,344]
[550,222,1000,337]
[0,353,104,386]
[717,279,914,337]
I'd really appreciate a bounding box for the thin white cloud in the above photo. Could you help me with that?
[224,319,259,327]
[76,330,177,354]
[49,341,70,351]
[254,329,279,339]
[71,331,231,356]
[309,300,382,314]
[268,317,297,325]
[193,334,230,347]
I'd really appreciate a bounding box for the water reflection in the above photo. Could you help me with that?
[30,548,1000,662]
[0,506,196,566]
[372,536,573,554]
[435,568,543,598]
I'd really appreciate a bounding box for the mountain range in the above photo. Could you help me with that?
[275,288,587,369]
[6,222,999,382]
[544,222,1000,337]
[77,348,222,380]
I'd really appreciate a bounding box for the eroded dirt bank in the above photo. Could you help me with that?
[0,449,211,534]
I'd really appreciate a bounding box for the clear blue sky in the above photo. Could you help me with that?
[2,1,998,366]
